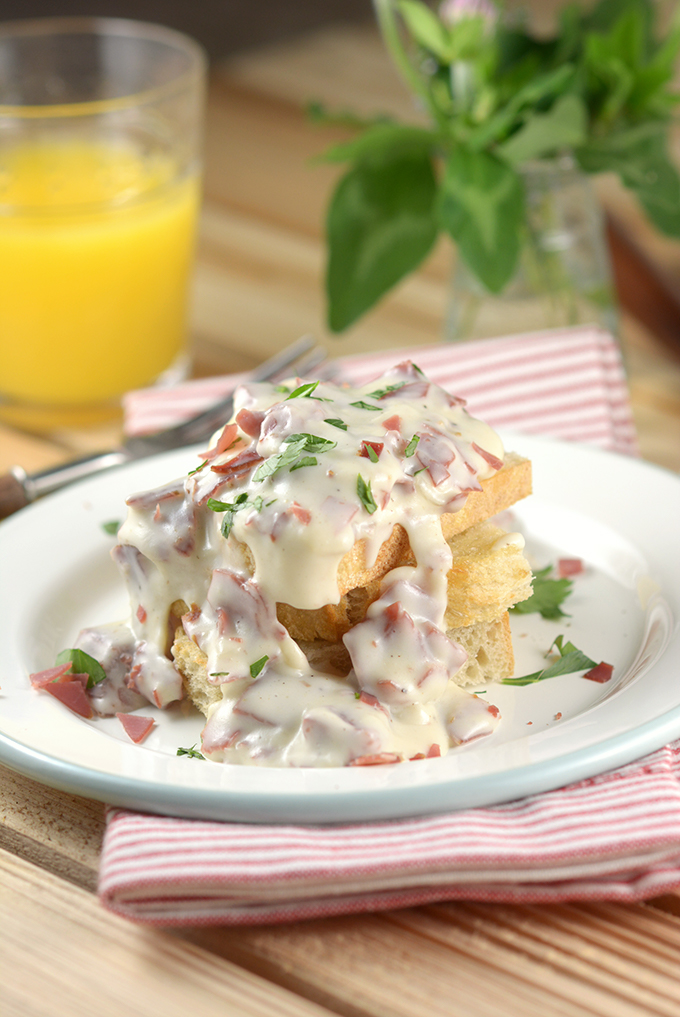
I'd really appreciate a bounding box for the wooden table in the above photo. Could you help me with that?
[3,25,680,1017]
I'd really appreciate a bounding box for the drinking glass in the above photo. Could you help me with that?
[0,17,206,431]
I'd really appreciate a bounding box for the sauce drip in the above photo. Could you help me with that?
[76,362,504,766]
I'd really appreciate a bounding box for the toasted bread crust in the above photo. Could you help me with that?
[172,608,516,717]
[335,453,531,596]
[170,454,532,717]
[277,517,533,643]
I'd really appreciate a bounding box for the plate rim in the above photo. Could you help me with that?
[1,431,679,823]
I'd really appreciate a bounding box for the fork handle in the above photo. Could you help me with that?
[0,451,130,520]
[0,469,29,518]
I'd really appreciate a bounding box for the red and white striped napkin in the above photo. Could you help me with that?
[123,325,638,454]
[100,325,680,927]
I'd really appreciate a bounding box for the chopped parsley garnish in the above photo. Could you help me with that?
[501,635,597,686]
[253,433,336,482]
[366,382,406,399]
[511,566,572,620]
[357,474,378,514]
[188,461,208,477]
[254,437,307,481]
[324,418,348,430]
[177,744,205,759]
[274,383,291,393]
[210,671,230,677]
[207,492,263,538]
[286,433,337,453]
[284,381,331,402]
[55,648,107,689]
[286,380,320,399]
[207,492,248,513]
[101,520,121,535]
[365,444,380,463]
[350,400,381,411]
[289,456,318,471]
[250,655,269,678]
[404,435,420,458]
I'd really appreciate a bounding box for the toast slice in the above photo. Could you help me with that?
[171,609,516,717]
[276,517,532,642]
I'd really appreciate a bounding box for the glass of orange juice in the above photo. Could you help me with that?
[0,17,206,431]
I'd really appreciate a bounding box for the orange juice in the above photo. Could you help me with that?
[0,138,199,427]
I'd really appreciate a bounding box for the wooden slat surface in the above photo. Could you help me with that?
[0,848,338,1017]
[2,18,680,1017]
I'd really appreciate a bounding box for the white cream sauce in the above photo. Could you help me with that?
[76,361,504,766]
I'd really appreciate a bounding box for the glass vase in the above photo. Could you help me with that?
[446,156,618,341]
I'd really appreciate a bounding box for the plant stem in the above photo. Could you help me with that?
[372,0,443,127]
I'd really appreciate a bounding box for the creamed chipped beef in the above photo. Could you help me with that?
[72,362,511,767]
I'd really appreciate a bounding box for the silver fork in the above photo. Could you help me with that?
[0,336,327,518]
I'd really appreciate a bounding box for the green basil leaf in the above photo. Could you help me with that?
[55,648,107,689]
[447,15,488,62]
[397,0,452,61]
[326,153,438,332]
[578,126,680,237]
[629,15,680,111]
[583,0,653,41]
[101,520,121,535]
[437,147,524,292]
[306,100,389,131]
[317,123,438,166]
[324,418,348,430]
[467,64,576,150]
[498,94,588,165]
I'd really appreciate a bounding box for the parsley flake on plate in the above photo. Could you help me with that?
[177,744,205,760]
[510,565,572,620]
[501,635,597,687]
[55,648,107,689]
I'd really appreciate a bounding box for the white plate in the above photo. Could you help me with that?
[0,433,678,823]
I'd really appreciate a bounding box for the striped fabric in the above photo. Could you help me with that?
[123,325,638,455]
[99,325,674,927]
